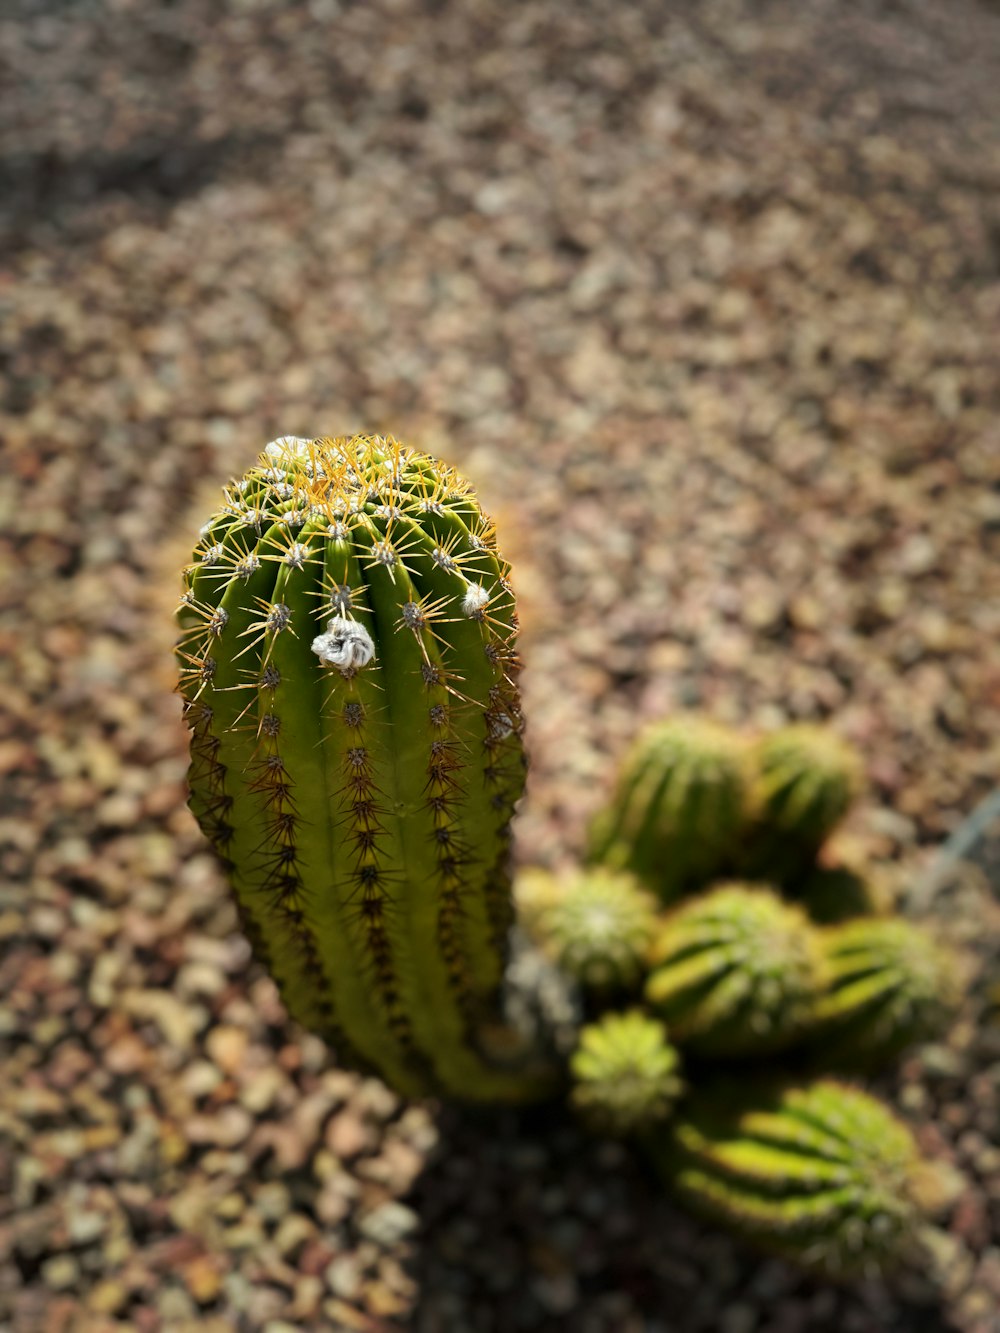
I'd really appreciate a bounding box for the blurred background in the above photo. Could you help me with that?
[2,1,1000,1330]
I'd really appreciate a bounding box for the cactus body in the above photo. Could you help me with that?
[177,435,549,1102]
[812,919,964,1067]
[658,1080,928,1278]
[570,1011,682,1136]
[744,726,863,882]
[589,717,755,902]
[645,884,823,1057]
[516,869,659,994]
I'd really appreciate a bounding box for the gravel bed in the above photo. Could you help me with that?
[2,1,1000,1329]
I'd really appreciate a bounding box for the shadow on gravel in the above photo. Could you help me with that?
[402,1103,953,1333]
[0,129,283,250]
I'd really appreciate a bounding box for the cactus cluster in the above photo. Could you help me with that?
[178,435,969,1286]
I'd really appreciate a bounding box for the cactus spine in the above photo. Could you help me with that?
[658,1080,929,1278]
[812,919,964,1067]
[570,1011,683,1136]
[177,435,550,1103]
[588,717,755,902]
[516,869,659,994]
[645,884,824,1057]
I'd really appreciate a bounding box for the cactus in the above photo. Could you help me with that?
[588,717,755,902]
[570,1011,683,1136]
[645,884,824,1057]
[811,918,965,1067]
[176,434,552,1103]
[657,1079,931,1278]
[515,868,659,994]
[744,725,863,882]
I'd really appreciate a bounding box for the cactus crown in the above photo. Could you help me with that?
[570,1010,683,1137]
[645,883,824,1057]
[664,1079,927,1278]
[814,918,965,1067]
[589,716,755,901]
[176,434,550,1103]
[516,868,659,994]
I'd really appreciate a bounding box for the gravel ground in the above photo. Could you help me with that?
[2,1,1000,1329]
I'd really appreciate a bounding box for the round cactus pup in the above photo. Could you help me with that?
[657,1079,938,1278]
[744,725,863,883]
[812,918,967,1068]
[570,1010,683,1137]
[589,716,756,902]
[645,883,825,1057]
[516,868,660,995]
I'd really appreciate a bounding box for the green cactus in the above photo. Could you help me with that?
[811,918,965,1067]
[515,868,659,994]
[570,1011,683,1136]
[744,725,863,882]
[176,434,552,1103]
[657,1079,931,1278]
[588,717,755,902]
[645,884,824,1057]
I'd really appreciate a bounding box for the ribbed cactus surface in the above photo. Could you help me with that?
[812,919,964,1067]
[645,884,823,1057]
[588,717,755,901]
[177,434,548,1102]
[515,868,659,994]
[660,1080,928,1278]
[570,1011,683,1137]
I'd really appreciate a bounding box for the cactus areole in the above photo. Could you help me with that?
[176,435,552,1102]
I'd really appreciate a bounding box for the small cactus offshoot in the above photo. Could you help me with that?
[645,884,824,1057]
[811,918,965,1067]
[588,716,755,902]
[516,868,659,994]
[658,1080,932,1278]
[744,725,863,882]
[570,1011,683,1136]
[177,434,551,1104]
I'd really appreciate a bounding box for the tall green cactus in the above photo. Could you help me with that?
[657,1080,932,1278]
[645,884,824,1057]
[176,434,552,1103]
[588,717,755,902]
